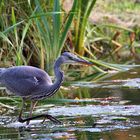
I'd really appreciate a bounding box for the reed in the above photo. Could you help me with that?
[74,0,97,56]
[31,0,77,73]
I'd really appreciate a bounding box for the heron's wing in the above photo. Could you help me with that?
[4,76,41,96]
[2,66,52,97]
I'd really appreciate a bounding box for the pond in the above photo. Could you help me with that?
[0,67,140,140]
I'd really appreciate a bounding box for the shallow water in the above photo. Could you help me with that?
[0,67,140,140]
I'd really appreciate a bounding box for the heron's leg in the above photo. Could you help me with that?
[18,98,26,122]
[18,99,61,124]
[26,101,38,125]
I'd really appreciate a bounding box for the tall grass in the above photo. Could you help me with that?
[0,0,30,66]
[0,0,77,73]
[0,0,139,76]
[0,2,37,66]
[74,0,97,56]
[30,0,77,73]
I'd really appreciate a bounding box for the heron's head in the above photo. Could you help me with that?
[61,52,93,65]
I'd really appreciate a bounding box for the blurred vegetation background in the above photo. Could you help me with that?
[0,0,140,77]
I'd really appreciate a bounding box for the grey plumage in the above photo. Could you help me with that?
[0,68,6,79]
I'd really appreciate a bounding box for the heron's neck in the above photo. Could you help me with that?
[44,57,64,98]
[31,57,64,100]
[53,57,64,87]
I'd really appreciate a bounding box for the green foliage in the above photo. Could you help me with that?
[31,0,77,73]
[107,0,140,12]
[0,0,77,73]
[0,0,139,77]
[0,0,33,66]
[84,22,140,65]
[74,0,97,55]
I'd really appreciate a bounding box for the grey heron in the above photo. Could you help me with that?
[0,52,93,124]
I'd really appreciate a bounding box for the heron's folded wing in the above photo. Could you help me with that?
[4,76,40,96]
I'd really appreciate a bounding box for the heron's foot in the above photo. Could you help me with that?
[42,114,62,124]
[18,114,62,125]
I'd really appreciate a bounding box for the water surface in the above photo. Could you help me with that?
[0,67,140,140]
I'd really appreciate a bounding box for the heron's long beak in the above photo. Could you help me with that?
[74,57,93,66]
